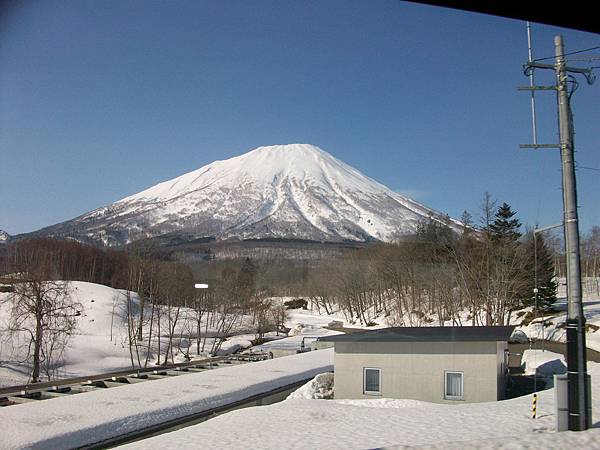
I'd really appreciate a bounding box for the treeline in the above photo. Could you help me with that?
[304,197,558,327]
[0,238,129,288]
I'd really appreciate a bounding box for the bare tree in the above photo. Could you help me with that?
[270,301,289,336]
[6,241,81,382]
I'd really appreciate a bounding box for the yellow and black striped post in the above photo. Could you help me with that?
[532,393,537,419]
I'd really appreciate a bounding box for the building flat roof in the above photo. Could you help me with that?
[317,326,515,343]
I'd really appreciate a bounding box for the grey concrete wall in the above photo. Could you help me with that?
[333,341,500,404]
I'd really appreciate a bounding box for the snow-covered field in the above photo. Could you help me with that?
[0,282,142,386]
[122,352,600,450]
[0,282,338,387]
[0,281,260,387]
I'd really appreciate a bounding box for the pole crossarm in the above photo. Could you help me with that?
[517,86,557,91]
[520,144,560,149]
[524,62,596,85]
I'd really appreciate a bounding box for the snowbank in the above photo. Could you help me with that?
[122,361,600,450]
[522,349,566,377]
[0,348,334,449]
[286,372,334,400]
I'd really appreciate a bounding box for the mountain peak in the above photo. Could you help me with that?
[25,143,459,246]
[244,143,330,161]
[249,143,324,154]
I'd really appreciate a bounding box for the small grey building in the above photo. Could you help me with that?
[318,326,514,404]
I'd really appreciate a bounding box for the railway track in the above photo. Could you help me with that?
[0,352,271,406]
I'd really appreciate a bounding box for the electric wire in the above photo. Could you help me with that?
[576,165,600,171]
[566,56,600,62]
[533,45,600,62]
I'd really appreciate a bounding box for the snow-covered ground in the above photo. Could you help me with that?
[0,282,141,386]
[0,282,280,387]
[517,278,600,352]
[0,283,339,387]
[122,354,600,450]
[252,306,344,354]
[2,278,599,449]
[0,349,334,449]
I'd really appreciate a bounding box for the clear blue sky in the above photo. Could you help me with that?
[1,0,599,235]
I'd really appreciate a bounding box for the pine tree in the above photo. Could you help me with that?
[489,202,522,242]
[484,201,527,324]
[521,232,558,310]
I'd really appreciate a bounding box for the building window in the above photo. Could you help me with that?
[363,367,381,395]
[445,371,464,400]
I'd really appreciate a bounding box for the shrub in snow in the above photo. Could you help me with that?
[284,298,308,310]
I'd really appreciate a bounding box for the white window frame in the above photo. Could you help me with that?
[363,367,381,395]
[444,370,464,401]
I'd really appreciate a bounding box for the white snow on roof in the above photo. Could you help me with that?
[0,349,333,449]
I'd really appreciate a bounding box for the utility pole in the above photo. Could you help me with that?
[555,35,589,432]
[520,34,595,431]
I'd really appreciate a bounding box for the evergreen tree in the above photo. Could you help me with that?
[489,202,522,242]
[521,232,558,310]
[482,201,529,324]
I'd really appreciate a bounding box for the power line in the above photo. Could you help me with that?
[533,44,600,62]
[566,56,600,62]
[576,165,600,172]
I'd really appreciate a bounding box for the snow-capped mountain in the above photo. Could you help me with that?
[27,144,459,246]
